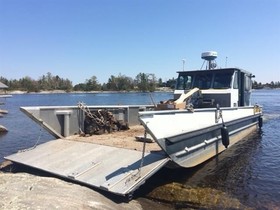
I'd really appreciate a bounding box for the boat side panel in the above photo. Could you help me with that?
[164,114,259,152]
[170,124,258,168]
[139,107,258,140]
[139,107,262,168]
[20,105,153,138]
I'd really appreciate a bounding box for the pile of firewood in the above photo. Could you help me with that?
[83,109,129,135]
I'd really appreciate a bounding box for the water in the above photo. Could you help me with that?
[0,90,279,209]
[0,92,172,160]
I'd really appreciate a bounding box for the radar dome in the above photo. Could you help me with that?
[201,51,218,61]
[201,51,218,70]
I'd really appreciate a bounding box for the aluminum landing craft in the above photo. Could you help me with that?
[5,51,263,197]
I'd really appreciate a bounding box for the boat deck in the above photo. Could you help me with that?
[5,126,168,196]
[66,125,162,152]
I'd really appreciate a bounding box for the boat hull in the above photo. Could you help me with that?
[169,123,258,168]
[139,106,262,168]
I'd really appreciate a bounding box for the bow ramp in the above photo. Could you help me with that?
[5,139,169,196]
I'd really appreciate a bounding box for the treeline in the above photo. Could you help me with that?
[252,81,280,89]
[1,73,279,92]
[0,72,72,92]
[0,72,176,92]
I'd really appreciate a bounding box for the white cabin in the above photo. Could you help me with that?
[174,68,254,108]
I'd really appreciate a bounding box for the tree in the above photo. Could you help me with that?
[106,75,118,90]
[38,75,48,90]
[85,76,101,91]
[165,77,176,89]
[105,74,134,91]
[148,73,157,92]
[115,74,134,91]
[59,78,73,92]
[0,76,9,85]
[135,73,148,92]
[135,73,157,92]
[158,78,163,87]
[73,83,87,91]
[19,76,39,92]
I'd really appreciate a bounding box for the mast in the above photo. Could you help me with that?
[201,51,217,70]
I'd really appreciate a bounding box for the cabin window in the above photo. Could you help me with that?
[176,75,193,90]
[213,72,232,89]
[245,76,251,91]
[184,76,193,89]
[193,73,212,89]
[176,76,184,90]
[233,72,238,89]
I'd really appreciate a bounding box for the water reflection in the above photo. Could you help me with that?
[138,131,275,209]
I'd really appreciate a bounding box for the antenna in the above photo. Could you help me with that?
[182,59,186,71]
[225,56,228,68]
[201,51,217,70]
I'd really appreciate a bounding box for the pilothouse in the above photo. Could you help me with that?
[174,51,254,108]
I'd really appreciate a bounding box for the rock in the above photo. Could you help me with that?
[0,125,8,132]
[0,109,8,114]
[0,172,142,210]
[145,182,253,210]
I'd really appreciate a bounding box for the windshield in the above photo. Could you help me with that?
[213,72,232,88]
[176,71,233,90]
[193,73,212,89]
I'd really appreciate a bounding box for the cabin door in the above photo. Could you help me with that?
[238,72,245,106]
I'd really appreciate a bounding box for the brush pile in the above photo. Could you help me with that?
[78,102,129,135]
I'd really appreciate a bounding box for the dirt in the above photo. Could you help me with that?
[66,125,162,152]
[0,126,164,210]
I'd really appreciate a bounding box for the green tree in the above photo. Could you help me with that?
[135,73,148,92]
[59,78,73,92]
[19,76,39,92]
[106,75,118,90]
[135,73,156,92]
[158,78,163,87]
[116,74,134,91]
[148,73,156,92]
[73,83,87,91]
[85,76,101,91]
[166,77,176,89]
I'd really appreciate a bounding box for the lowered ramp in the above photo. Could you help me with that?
[5,139,169,196]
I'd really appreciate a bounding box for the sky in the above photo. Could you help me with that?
[0,0,279,85]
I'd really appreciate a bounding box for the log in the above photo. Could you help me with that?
[174,87,200,104]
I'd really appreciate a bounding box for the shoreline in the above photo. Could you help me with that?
[0,160,253,210]
[5,87,280,95]
[0,165,142,210]
[0,160,171,210]
[6,88,173,95]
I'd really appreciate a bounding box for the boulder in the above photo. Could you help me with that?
[0,125,8,132]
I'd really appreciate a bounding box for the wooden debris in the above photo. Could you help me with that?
[156,87,200,110]
[135,135,154,143]
[84,109,129,135]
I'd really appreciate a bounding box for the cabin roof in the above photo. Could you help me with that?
[0,82,8,89]
[176,68,253,76]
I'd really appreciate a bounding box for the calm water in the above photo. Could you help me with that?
[0,90,279,209]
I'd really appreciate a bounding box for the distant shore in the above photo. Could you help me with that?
[4,87,279,95]
[5,87,173,95]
